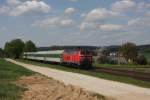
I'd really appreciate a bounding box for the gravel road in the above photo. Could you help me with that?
[6,59,150,100]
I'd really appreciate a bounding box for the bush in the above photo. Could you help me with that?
[108,59,118,64]
[137,55,147,65]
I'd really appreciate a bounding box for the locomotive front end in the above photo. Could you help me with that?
[79,50,93,67]
[61,49,93,69]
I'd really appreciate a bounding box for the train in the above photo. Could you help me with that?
[23,49,93,69]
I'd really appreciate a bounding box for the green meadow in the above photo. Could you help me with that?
[0,59,35,100]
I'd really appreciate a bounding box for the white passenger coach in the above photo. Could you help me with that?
[23,50,64,63]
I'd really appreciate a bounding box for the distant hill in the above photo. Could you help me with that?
[37,44,150,52]
[104,45,120,52]
[104,44,150,52]
[37,45,98,51]
[138,44,150,52]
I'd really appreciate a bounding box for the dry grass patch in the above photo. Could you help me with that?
[16,75,112,100]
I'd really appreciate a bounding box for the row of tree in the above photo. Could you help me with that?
[97,42,148,65]
[119,42,147,65]
[2,39,37,58]
[0,39,148,65]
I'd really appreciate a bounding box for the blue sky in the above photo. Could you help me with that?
[0,0,150,48]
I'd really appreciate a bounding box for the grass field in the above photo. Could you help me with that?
[0,59,35,100]
[94,63,150,68]
[18,59,150,88]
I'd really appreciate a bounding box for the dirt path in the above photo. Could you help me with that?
[6,59,150,100]
[16,75,106,100]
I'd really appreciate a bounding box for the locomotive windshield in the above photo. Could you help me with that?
[81,50,90,55]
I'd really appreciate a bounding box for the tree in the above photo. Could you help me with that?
[24,40,37,52]
[4,42,12,57]
[119,42,138,63]
[4,39,25,58]
[137,55,147,65]
[0,48,4,58]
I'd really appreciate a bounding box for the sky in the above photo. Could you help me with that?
[0,0,150,48]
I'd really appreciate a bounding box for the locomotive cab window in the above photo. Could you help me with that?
[80,50,90,55]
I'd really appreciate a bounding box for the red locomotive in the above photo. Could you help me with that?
[61,49,93,68]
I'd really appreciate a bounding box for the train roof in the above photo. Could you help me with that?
[24,50,64,55]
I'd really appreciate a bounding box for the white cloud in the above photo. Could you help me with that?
[81,13,86,17]
[136,2,150,12]
[33,17,76,28]
[100,24,123,31]
[7,0,21,6]
[145,12,150,17]
[136,2,145,12]
[68,0,78,2]
[112,0,135,12]
[146,3,150,8]
[0,0,51,16]
[60,19,75,27]
[80,22,98,32]
[128,17,150,27]
[10,1,50,16]
[80,8,120,31]
[84,8,119,21]
[65,7,76,14]
[128,18,140,26]
[0,6,10,14]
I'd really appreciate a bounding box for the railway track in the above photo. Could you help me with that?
[92,67,150,82]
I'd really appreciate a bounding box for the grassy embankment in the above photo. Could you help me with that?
[0,59,35,100]
[94,63,150,68]
[18,59,150,88]
[94,63,150,74]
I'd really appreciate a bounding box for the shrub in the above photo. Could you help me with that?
[137,55,147,65]
[108,59,118,64]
